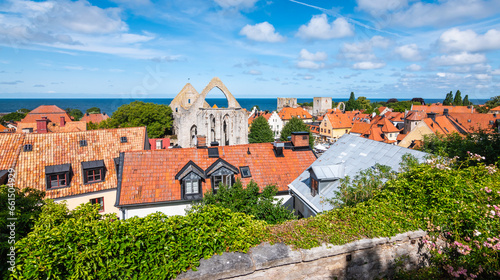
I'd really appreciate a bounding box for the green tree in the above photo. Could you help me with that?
[345,92,360,111]
[280,117,314,147]
[443,91,453,105]
[198,180,295,224]
[356,96,372,111]
[453,90,463,106]
[249,116,274,143]
[65,108,83,121]
[485,95,500,110]
[0,112,26,124]
[86,107,101,114]
[17,108,30,114]
[463,95,472,106]
[0,186,45,278]
[98,101,173,139]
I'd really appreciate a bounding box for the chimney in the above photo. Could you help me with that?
[60,116,66,127]
[427,112,436,121]
[197,135,206,148]
[273,141,284,157]
[291,131,309,148]
[443,108,449,116]
[36,116,49,133]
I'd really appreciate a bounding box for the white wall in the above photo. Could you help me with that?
[54,189,119,215]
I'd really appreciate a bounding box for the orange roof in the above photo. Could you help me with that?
[406,111,427,121]
[396,133,406,141]
[16,121,87,133]
[385,111,404,122]
[326,113,353,129]
[350,122,371,134]
[0,124,7,132]
[80,113,110,124]
[377,107,388,114]
[248,111,272,126]
[412,104,474,114]
[0,134,25,170]
[449,113,499,133]
[379,118,400,133]
[423,116,462,135]
[307,124,320,134]
[279,107,312,120]
[15,127,147,199]
[490,106,500,112]
[20,105,72,124]
[117,143,317,206]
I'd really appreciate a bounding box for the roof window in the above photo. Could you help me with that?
[82,160,106,184]
[45,164,71,189]
[79,139,88,147]
[240,166,251,178]
[23,144,33,152]
[208,147,219,158]
[120,136,128,143]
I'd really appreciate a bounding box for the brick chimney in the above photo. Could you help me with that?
[36,116,49,133]
[291,131,309,148]
[60,116,66,127]
[197,135,206,148]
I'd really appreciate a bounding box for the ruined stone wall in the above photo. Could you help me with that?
[313,97,332,116]
[277,98,298,112]
[178,230,428,280]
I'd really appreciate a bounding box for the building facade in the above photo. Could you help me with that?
[313,97,332,116]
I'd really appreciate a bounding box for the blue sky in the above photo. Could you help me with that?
[1,0,500,100]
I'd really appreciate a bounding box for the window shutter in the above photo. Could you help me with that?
[83,170,88,184]
[45,175,51,189]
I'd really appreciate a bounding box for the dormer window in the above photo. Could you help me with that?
[45,164,71,189]
[82,160,106,184]
[175,160,205,200]
[205,158,239,193]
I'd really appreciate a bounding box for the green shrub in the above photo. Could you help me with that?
[12,202,265,280]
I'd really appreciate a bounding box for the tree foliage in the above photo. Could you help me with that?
[65,108,83,121]
[345,92,360,111]
[0,186,45,278]
[85,107,101,114]
[453,90,463,106]
[196,180,296,224]
[485,95,500,111]
[386,101,420,112]
[462,94,472,106]
[95,101,173,139]
[443,91,453,105]
[249,116,274,143]
[280,117,314,147]
[0,112,26,125]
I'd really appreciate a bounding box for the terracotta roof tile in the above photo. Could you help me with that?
[350,122,371,134]
[279,107,312,120]
[248,111,272,125]
[423,116,462,135]
[0,124,7,132]
[449,113,499,133]
[0,134,25,170]
[80,113,110,124]
[20,105,72,124]
[406,111,427,121]
[412,104,474,114]
[15,127,147,199]
[118,143,317,206]
[491,106,500,111]
[326,113,353,129]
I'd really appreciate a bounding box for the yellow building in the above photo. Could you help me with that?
[319,113,352,142]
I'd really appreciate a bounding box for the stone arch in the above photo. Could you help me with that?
[337,102,346,113]
[222,114,230,146]
[200,77,242,108]
[190,125,197,147]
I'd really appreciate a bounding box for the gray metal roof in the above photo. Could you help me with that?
[289,134,428,214]
[310,164,344,181]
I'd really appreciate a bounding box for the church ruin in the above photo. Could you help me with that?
[169,77,248,148]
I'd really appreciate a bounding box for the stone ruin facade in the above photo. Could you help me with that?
[169,77,248,148]
[313,97,332,116]
[277,97,297,112]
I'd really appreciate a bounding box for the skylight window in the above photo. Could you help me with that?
[120,136,128,143]
[79,139,88,147]
[23,144,33,152]
[240,166,251,178]
[208,147,219,158]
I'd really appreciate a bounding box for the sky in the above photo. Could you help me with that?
[1,0,500,100]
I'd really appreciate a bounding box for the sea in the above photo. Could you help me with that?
[0,98,490,115]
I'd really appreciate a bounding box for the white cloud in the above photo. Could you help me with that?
[297,14,354,40]
[492,69,500,76]
[433,52,486,66]
[297,60,324,69]
[352,61,386,70]
[299,49,327,62]
[394,44,422,61]
[405,64,422,71]
[475,74,491,80]
[438,28,500,53]
[214,0,258,9]
[390,0,500,28]
[244,69,262,75]
[339,36,390,61]
[240,22,285,43]
[356,0,407,15]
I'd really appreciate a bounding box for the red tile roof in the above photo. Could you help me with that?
[0,124,7,132]
[412,104,474,114]
[326,113,353,129]
[0,134,25,170]
[118,143,317,206]
[350,122,371,134]
[379,118,400,133]
[449,113,499,133]
[20,105,72,124]
[405,111,427,121]
[248,111,272,125]
[279,107,312,120]
[423,116,463,135]
[80,113,110,124]
[490,106,500,112]
[15,127,147,199]
[385,111,404,123]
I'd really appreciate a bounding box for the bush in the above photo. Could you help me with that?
[196,180,296,224]
[12,202,265,280]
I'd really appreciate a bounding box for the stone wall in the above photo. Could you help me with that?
[177,230,429,280]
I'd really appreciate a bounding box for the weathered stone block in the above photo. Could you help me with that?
[301,243,350,261]
[389,232,409,243]
[249,242,301,270]
[177,252,254,280]
[408,229,426,239]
